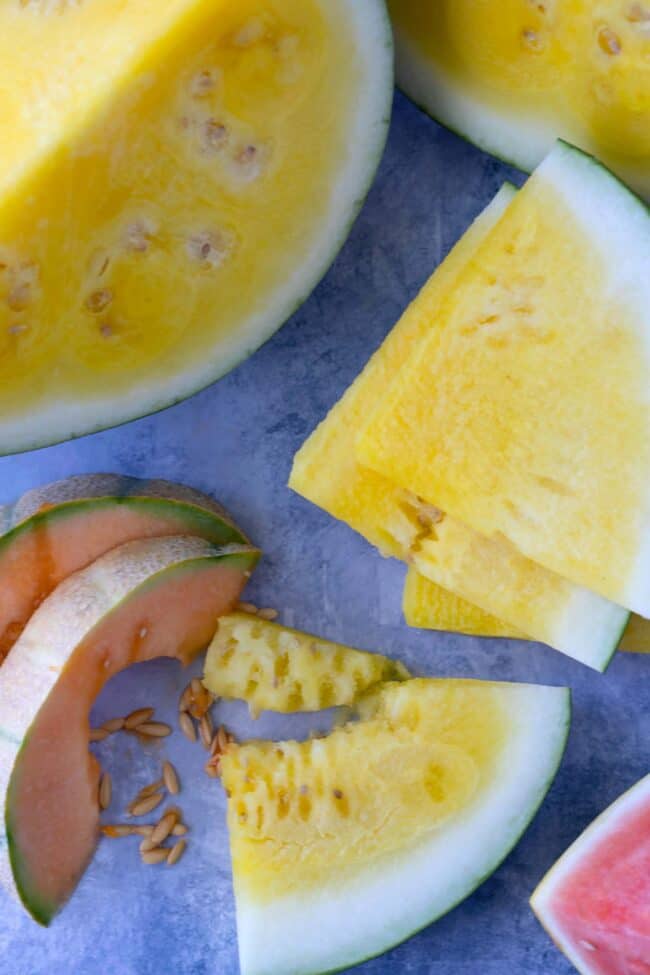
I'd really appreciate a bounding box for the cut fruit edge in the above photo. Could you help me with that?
[0,536,259,923]
[530,774,650,975]
[0,0,394,456]
[231,682,571,975]
[393,28,650,201]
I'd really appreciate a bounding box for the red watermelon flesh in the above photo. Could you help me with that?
[531,776,650,975]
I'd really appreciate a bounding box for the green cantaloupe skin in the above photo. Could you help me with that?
[0,537,260,924]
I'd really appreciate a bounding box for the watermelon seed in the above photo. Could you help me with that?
[186,231,229,268]
[98,772,112,810]
[190,69,218,97]
[598,26,622,54]
[85,289,113,314]
[166,839,187,866]
[521,28,545,51]
[172,823,188,837]
[135,778,165,802]
[101,717,125,734]
[150,809,179,847]
[89,727,110,743]
[129,792,164,817]
[141,848,169,866]
[200,712,214,749]
[125,219,156,253]
[179,711,197,743]
[136,721,172,738]
[163,760,180,795]
[204,759,220,778]
[258,608,279,621]
[133,825,155,837]
[124,707,155,730]
[202,119,229,152]
[237,601,259,615]
[333,789,344,800]
[101,825,133,838]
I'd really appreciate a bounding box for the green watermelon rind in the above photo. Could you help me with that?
[0,0,394,457]
[234,684,572,975]
[0,540,260,924]
[530,773,650,975]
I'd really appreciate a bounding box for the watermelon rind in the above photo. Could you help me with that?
[234,683,571,975]
[530,774,650,975]
[392,25,650,201]
[0,536,260,923]
[0,0,393,456]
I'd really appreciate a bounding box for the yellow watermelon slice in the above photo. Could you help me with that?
[403,568,650,653]
[358,141,650,619]
[291,176,630,670]
[222,678,570,975]
[388,0,650,199]
[0,0,391,452]
[203,612,409,715]
[531,774,650,975]
[0,536,259,923]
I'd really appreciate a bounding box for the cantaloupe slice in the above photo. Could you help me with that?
[388,0,650,199]
[531,774,650,975]
[222,678,570,975]
[0,0,391,453]
[0,473,247,664]
[0,535,259,924]
[291,177,630,670]
[203,612,409,715]
[403,568,650,653]
[358,142,650,618]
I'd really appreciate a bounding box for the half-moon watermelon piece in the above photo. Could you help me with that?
[388,0,650,200]
[0,535,259,924]
[531,774,650,975]
[223,678,570,975]
[0,473,247,665]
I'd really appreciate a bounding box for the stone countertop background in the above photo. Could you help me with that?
[0,93,647,975]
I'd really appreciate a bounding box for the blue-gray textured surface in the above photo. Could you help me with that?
[0,92,648,975]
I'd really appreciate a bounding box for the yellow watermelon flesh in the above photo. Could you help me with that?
[389,0,650,199]
[222,677,570,975]
[358,142,650,621]
[0,0,391,452]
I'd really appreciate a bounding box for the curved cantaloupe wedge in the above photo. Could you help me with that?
[203,612,409,715]
[0,536,259,924]
[223,678,571,975]
[0,474,247,664]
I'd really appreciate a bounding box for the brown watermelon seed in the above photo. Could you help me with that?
[598,25,622,54]
[101,824,133,838]
[98,772,112,810]
[136,721,172,738]
[237,601,258,614]
[172,823,188,837]
[179,711,197,742]
[124,707,155,730]
[150,810,178,847]
[179,684,193,712]
[89,727,109,743]
[129,792,164,817]
[205,759,220,778]
[85,289,113,314]
[163,761,180,795]
[167,840,187,866]
[200,713,213,749]
[133,825,155,837]
[101,717,124,733]
[136,778,165,801]
[257,608,278,621]
[141,848,169,866]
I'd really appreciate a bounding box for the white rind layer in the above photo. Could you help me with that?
[530,775,650,975]
[235,683,571,975]
[0,0,393,455]
[394,30,650,201]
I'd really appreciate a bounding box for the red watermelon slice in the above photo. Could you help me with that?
[531,775,650,975]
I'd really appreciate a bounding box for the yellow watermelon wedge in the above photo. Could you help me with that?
[222,678,570,975]
[388,0,650,200]
[358,141,650,619]
[0,0,391,453]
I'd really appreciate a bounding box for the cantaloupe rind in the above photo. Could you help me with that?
[223,679,571,975]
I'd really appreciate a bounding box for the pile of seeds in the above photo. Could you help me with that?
[177,676,236,779]
[236,600,279,621]
[89,706,171,743]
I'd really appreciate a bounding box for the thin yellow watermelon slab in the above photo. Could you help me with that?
[203,612,409,715]
[404,568,650,653]
[290,185,516,560]
[0,0,391,453]
[291,178,629,671]
[358,141,650,618]
[403,568,524,639]
[388,0,650,199]
[222,678,570,975]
